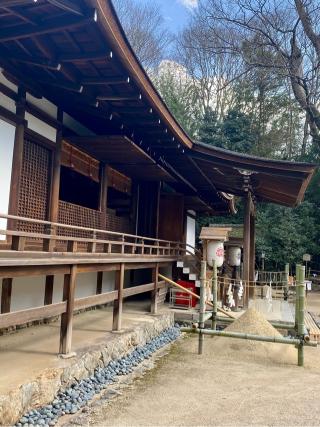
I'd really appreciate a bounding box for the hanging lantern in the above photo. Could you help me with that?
[200,227,231,268]
[228,246,241,267]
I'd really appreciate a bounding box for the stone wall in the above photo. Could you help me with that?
[0,313,174,425]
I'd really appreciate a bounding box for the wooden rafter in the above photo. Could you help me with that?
[96,94,142,102]
[46,0,84,16]
[82,76,130,85]
[59,50,112,62]
[0,9,97,42]
[2,51,61,70]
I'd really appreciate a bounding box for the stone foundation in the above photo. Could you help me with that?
[0,313,173,425]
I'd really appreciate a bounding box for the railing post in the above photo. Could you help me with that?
[121,235,125,254]
[43,224,55,252]
[11,235,26,251]
[113,263,124,331]
[198,260,206,355]
[297,265,306,367]
[59,265,77,356]
[212,260,217,330]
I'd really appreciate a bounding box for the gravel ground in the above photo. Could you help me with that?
[70,332,320,426]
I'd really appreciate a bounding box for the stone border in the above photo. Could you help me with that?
[0,313,174,425]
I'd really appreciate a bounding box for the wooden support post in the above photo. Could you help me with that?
[59,265,77,355]
[99,163,109,211]
[96,271,103,295]
[243,192,251,307]
[7,87,26,232]
[249,212,256,297]
[44,275,54,305]
[49,108,63,224]
[151,263,159,314]
[113,263,124,331]
[1,278,13,314]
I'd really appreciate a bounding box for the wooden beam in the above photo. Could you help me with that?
[123,282,154,298]
[0,265,70,279]
[0,301,67,330]
[75,290,117,311]
[0,1,33,6]
[96,95,141,102]
[1,278,12,314]
[4,52,61,70]
[59,265,77,355]
[112,263,124,331]
[151,264,159,314]
[243,192,251,307]
[82,76,130,86]
[44,275,54,306]
[46,0,84,16]
[0,10,97,42]
[38,78,83,93]
[59,50,112,63]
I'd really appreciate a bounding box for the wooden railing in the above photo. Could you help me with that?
[0,213,189,258]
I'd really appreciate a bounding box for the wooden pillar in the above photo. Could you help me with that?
[99,163,109,215]
[59,265,77,355]
[96,163,109,294]
[243,192,251,307]
[96,271,103,295]
[7,87,26,230]
[1,278,13,314]
[44,275,54,305]
[249,213,256,297]
[155,182,161,239]
[151,263,159,314]
[113,263,124,331]
[49,108,63,224]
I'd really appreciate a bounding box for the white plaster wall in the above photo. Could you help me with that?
[0,70,18,93]
[186,214,196,254]
[26,93,57,119]
[52,274,64,303]
[102,271,116,292]
[25,112,57,142]
[75,272,97,299]
[0,92,16,113]
[0,119,15,239]
[11,276,45,311]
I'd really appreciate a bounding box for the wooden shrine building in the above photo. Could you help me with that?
[0,0,316,355]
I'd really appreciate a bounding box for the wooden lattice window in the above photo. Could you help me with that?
[18,139,50,233]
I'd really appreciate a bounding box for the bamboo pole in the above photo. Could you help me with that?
[297,265,306,367]
[158,273,236,319]
[295,264,301,330]
[181,327,317,347]
[212,260,217,330]
[198,261,206,355]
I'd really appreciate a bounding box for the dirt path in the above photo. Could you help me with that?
[65,332,320,427]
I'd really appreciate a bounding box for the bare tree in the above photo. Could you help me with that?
[175,16,241,119]
[198,0,320,149]
[112,0,172,70]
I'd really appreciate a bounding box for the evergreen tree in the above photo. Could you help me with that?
[222,109,258,153]
[198,107,224,146]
